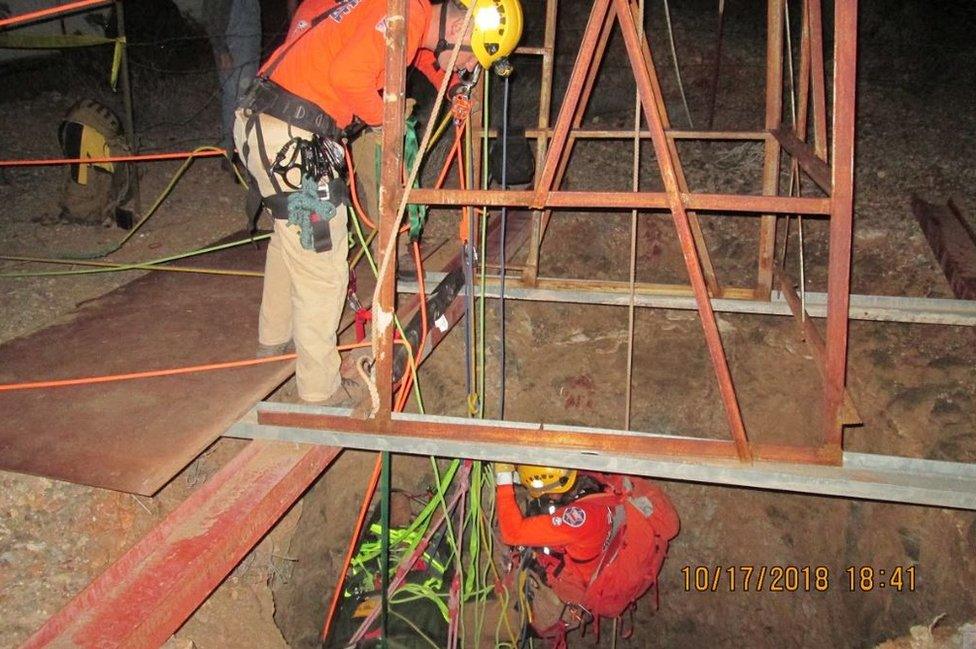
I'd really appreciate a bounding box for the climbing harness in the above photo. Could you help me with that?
[266,134,349,252]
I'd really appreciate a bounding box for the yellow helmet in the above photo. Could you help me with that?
[456,0,524,70]
[517,465,578,499]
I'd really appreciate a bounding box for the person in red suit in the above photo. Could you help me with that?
[494,464,680,644]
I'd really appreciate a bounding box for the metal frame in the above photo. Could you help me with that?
[231,404,976,511]
[313,0,866,468]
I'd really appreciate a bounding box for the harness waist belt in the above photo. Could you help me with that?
[242,78,341,140]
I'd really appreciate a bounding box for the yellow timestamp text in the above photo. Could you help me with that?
[845,565,916,592]
[681,565,917,593]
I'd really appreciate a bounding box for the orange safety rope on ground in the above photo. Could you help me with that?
[0,342,369,393]
[0,0,112,29]
[0,150,225,168]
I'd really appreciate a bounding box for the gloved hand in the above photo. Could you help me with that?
[494,462,517,486]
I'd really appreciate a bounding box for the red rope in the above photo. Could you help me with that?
[0,0,112,29]
[0,343,372,393]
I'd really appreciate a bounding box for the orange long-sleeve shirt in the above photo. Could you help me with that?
[262,0,437,128]
[496,484,616,564]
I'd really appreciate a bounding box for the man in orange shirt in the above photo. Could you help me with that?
[232,0,522,405]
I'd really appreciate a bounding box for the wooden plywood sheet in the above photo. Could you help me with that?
[0,239,294,495]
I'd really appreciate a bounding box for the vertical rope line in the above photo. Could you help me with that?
[379,450,392,643]
[783,0,808,320]
[498,76,510,419]
[477,77,490,419]
[625,0,647,430]
[662,0,694,127]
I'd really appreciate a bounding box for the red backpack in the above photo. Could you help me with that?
[549,475,680,619]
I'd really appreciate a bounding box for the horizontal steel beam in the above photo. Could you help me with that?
[473,127,770,141]
[229,405,976,511]
[397,274,976,326]
[407,189,831,215]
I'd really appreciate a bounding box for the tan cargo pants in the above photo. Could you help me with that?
[233,108,350,401]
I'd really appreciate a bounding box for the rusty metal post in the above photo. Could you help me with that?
[534,5,615,253]
[823,0,858,456]
[532,0,612,207]
[114,0,140,213]
[374,0,408,418]
[796,0,812,139]
[521,0,558,286]
[807,0,828,158]
[757,0,784,300]
[611,0,751,461]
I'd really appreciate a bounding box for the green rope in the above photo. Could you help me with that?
[66,146,240,260]
[380,451,392,643]
[0,233,270,278]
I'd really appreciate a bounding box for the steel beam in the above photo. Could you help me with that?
[229,406,976,511]
[396,274,976,326]
[407,188,830,214]
[22,441,340,647]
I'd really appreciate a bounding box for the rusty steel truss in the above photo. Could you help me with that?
[264,0,861,468]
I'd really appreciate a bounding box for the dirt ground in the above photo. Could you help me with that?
[1,0,975,648]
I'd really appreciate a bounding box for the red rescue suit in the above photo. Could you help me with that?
[497,473,680,619]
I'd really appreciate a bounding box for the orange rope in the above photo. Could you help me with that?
[0,150,224,168]
[0,342,370,393]
[344,144,411,235]
[320,454,383,642]
[433,126,466,190]
[0,0,112,29]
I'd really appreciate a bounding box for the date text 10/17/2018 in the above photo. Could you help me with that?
[681,565,916,593]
